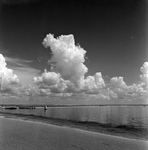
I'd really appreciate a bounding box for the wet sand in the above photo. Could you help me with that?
[0,112,148,140]
[0,116,148,150]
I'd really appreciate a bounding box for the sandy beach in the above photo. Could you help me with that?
[0,116,147,150]
[0,113,148,150]
[0,112,148,140]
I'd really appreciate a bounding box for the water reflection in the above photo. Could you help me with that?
[0,106,147,129]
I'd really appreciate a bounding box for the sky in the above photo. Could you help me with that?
[0,0,147,105]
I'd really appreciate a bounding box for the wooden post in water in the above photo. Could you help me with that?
[44,105,47,110]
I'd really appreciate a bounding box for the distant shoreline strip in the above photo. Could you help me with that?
[1,104,148,108]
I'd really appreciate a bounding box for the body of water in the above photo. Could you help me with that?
[0,106,148,129]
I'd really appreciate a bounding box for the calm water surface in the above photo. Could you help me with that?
[0,106,148,129]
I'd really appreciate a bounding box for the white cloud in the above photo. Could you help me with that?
[43,33,88,89]
[83,72,105,94]
[0,54,20,91]
[110,76,147,99]
[33,69,68,93]
[110,76,127,88]
[34,33,105,94]
[140,62,148,86]
[32,34,147,103]
[33,69,60,86]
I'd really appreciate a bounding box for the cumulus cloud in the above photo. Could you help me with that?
[83,72,105,93]
[33,33,147,101]
[33,69,60,86]
[42,34,88,88]
[110,76,147,99]
[0,54,20,91]
[34,33,105,94]
[127,83,147,95]
[110,76,127,89]
[33,69,67,93]
[109,62,148,95]
[140,62,148,86]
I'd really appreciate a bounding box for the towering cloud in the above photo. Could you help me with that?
[42,34,88,88]
[0,54,20,91]
[34,33,105,93]
[109,76,127,97]
[33,33,148,101]
[140,62,148,86]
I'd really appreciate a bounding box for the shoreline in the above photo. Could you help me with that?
[0,112,147,141]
